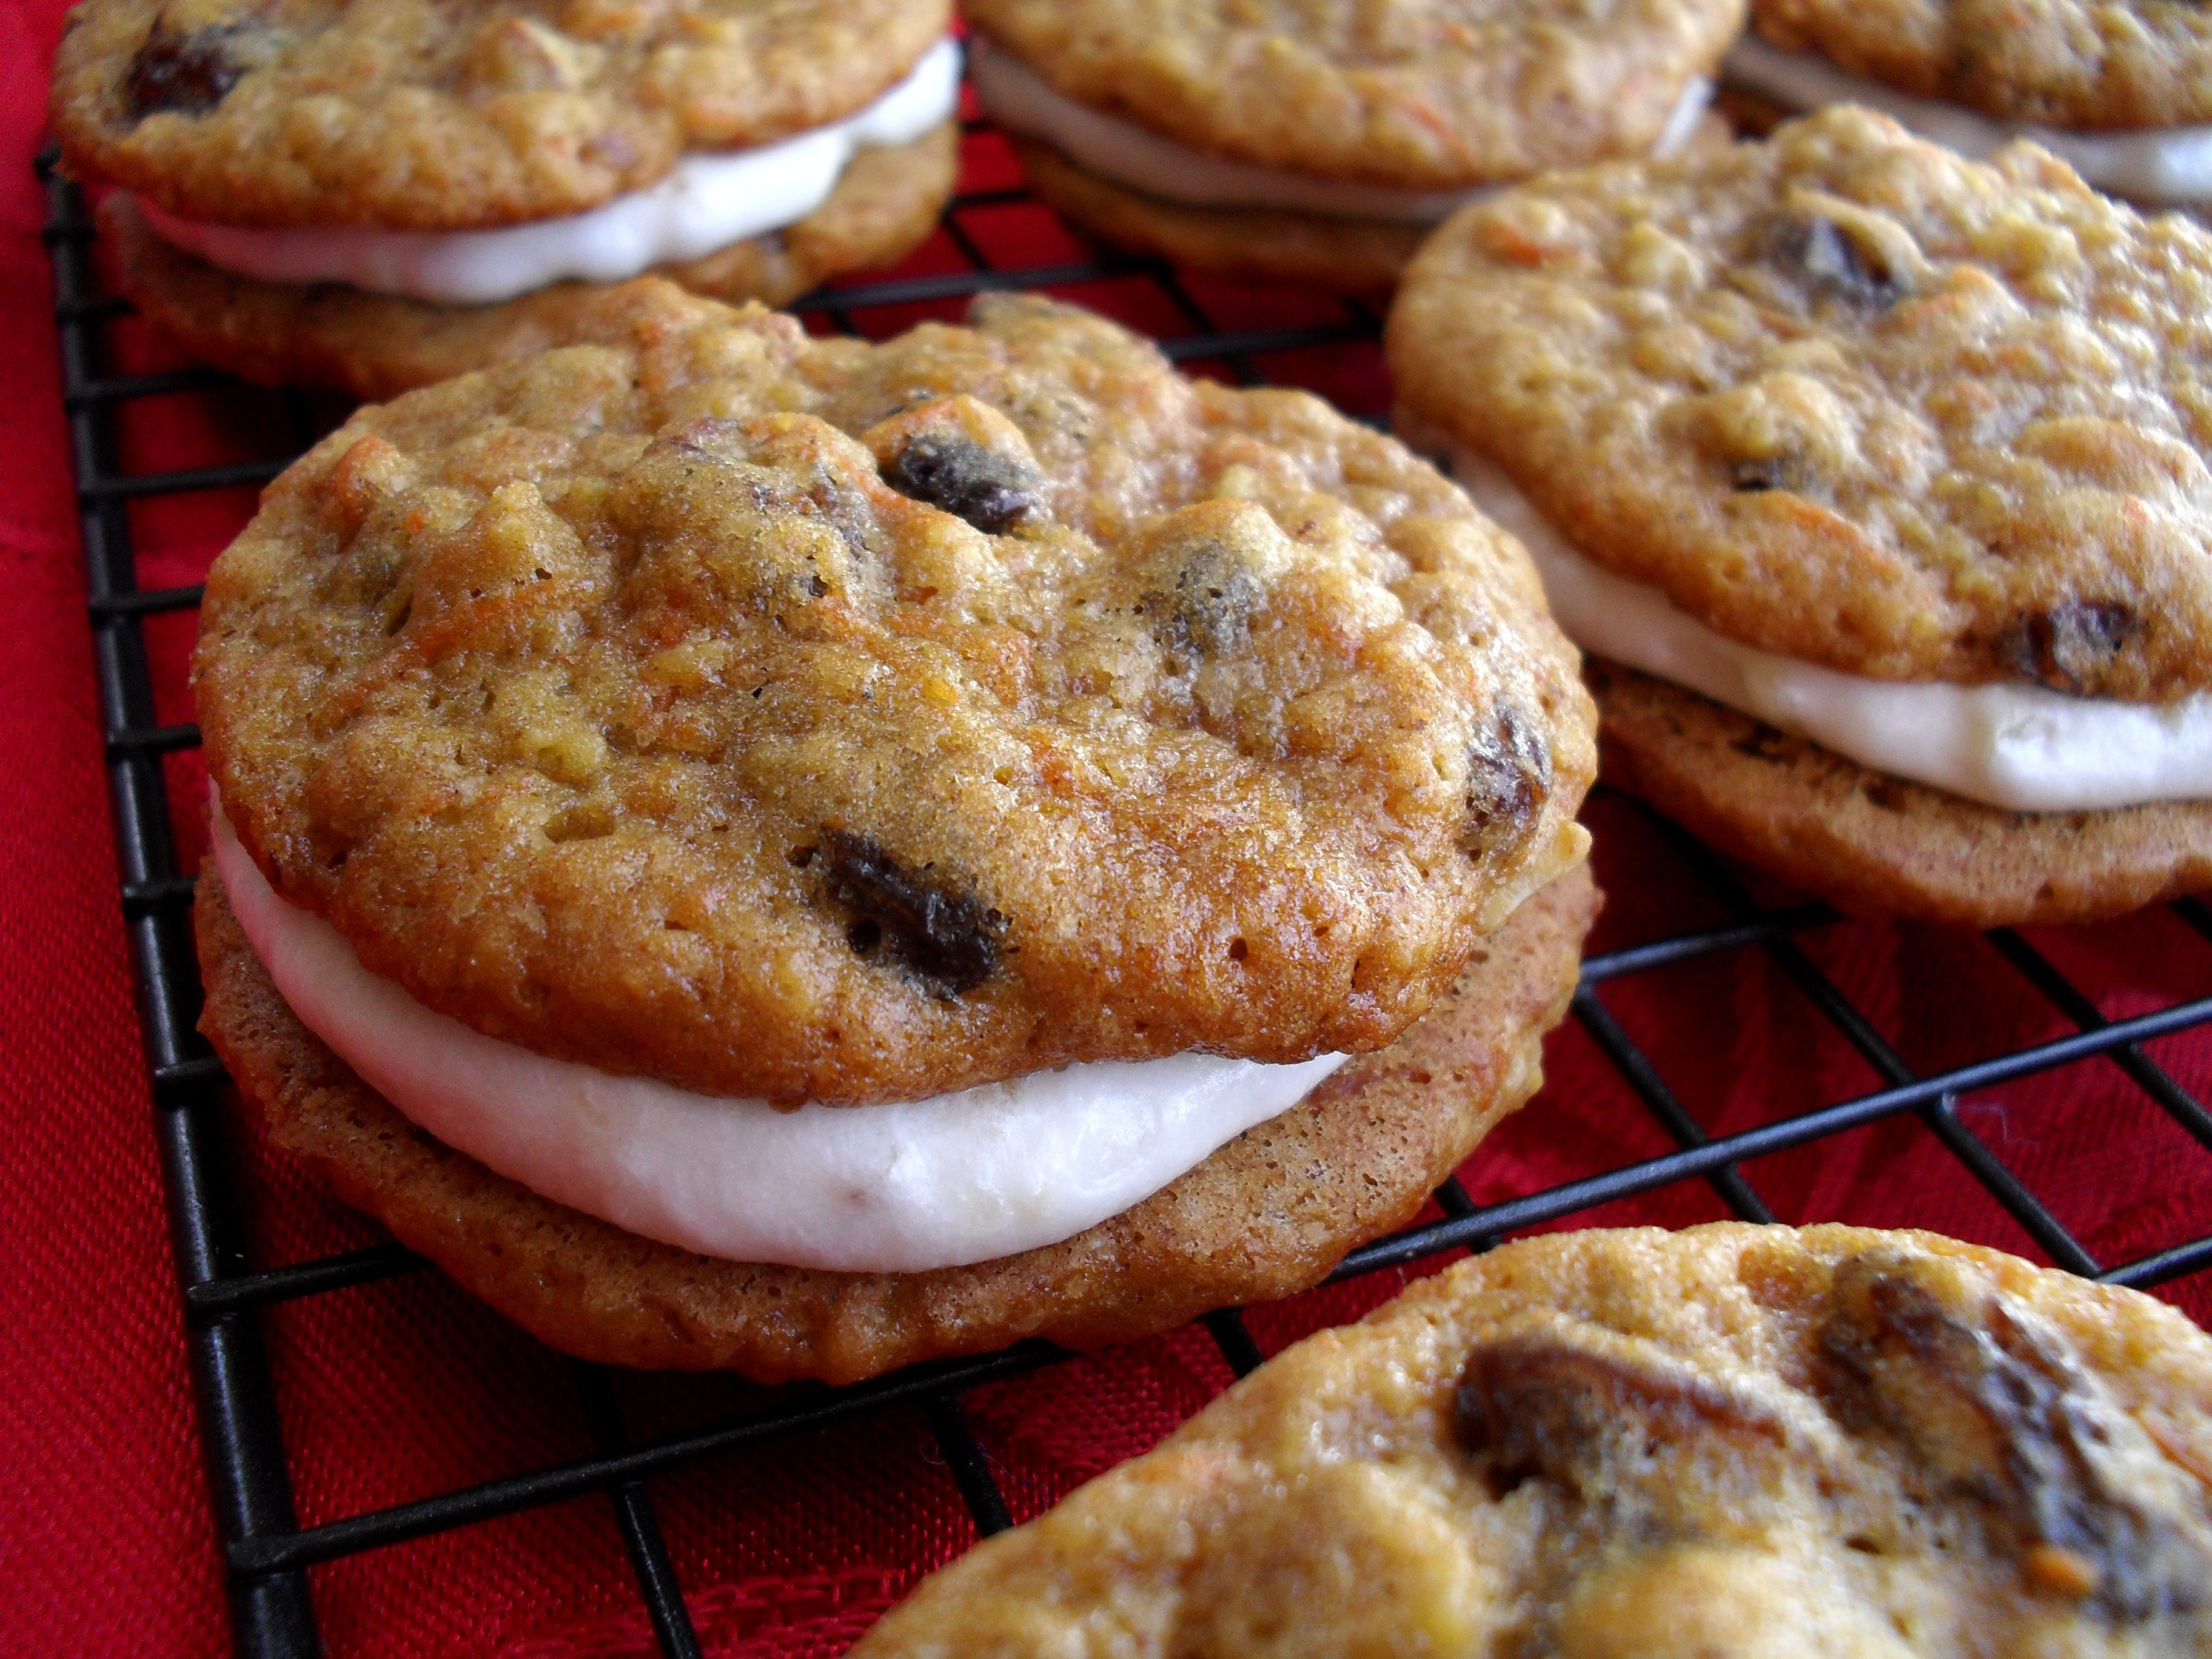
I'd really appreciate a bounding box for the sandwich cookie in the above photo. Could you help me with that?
[1391,107,2212,925]
[962,0,1742,294]
[192,286,1598,1381]
[853,1223,2212,1657]
[1724,0,2212,209]
[50,0,960,398]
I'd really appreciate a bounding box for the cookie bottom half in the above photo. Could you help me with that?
[193,859,1598,1385]
[1592,659,2212,926]
[1013,117,1734,295]
[104,124,959,403]
[1010,138,1424,296]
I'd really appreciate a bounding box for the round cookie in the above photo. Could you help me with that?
[1390,105,2212,702]
[49,0,951,229]
[196,851,1598,1383]
[966,0,1743,190]
[1591,659,2212,927]
[853,1222,2212,1654]
[1392,106,2212,920]
[99,129,959,400]
[1746,0,2212,131]
[196,287,1595,1106]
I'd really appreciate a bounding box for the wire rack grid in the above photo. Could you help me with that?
[38,105,2212,1659]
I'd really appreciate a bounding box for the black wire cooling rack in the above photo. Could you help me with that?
[41,111,2212,1659]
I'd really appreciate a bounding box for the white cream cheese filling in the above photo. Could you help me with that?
[1449,453,2212,813]
[970,35,1715,224]
[212,806,1347,1274]
[1726,36,2212,206]
[134,38,963,306]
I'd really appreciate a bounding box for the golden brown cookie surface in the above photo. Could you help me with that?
[50,0,951,229]
[195,856,1597,1383]
[853,1222,2212,1655]
[102,127,958,401]
[1390,107,2212,700]
[1748,0,2212,130]
[196,291,1592,1104]
[1590,659,2212,926]
[965,0,1742,189]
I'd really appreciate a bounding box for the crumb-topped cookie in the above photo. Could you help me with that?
[51,0,948,228]
[964,0,1738,292]
[198,287,1593,1106]
[853,1223,2212,1654]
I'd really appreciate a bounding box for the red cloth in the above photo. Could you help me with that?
[5,13,2211,1653]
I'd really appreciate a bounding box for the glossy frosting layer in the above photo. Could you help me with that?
[214,805,1346,1273]
[1455,455,2212,813]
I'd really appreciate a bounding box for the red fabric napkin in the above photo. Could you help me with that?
[5,12,2210,1653]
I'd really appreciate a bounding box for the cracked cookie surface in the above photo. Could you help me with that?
[50,0,950,229]
[853,1222,2212,1657]
[964,0,1743,190]
[1746,0,2212,130]
[1389,106,2212,702]
[196,289,1592,1105]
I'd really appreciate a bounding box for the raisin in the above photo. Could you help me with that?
[1455,1324,1789,1502]
[1147,544,1262,659]
[1763,213,1906,314]
[1458,704,1550,858]
[1820,1253,2212,1622]
[125,22,255,120]
[1999,601,2141,694]
[820,828,1004,994]
[880,434,1043,535]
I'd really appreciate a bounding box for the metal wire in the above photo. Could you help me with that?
[41,124,2212,1659]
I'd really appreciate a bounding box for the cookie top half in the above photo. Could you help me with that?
[962,0,1746,190]
[854,1223,2212,1656]
[1750,0,2212,130]
[50,0,950,229]
[196,285,1592,1106]
[1390,107,2212,700]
